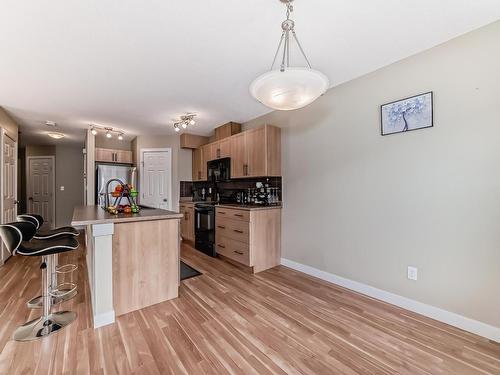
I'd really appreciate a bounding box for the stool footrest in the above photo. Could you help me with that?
[55,263,78,274]
[49,282,77,298]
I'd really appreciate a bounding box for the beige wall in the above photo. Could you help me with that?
[132,134,192,211]
[55,145,84,226]
[243,21,500,328]
[26,145,55,157]
[0,107,18,141]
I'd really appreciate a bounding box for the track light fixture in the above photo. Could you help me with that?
[173,113,196,132]
[89,125,126,140]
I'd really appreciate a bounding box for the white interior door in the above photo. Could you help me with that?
[141,150,171,210]
[28,157,55,228]
[2,133,16,262]
[3,135,16,222]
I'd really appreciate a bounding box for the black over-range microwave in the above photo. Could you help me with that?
[207,158,230,182]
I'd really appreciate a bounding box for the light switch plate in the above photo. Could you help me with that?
[407,266,418,281]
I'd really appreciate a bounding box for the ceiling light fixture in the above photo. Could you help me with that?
[250,0,329,111]
[89,125,126,140]
[173,113,197,132]
[47,132,65,139]
[45,121,66,139]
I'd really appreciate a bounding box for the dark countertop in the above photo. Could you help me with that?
[71,205,183,226]
[179,199,282,211]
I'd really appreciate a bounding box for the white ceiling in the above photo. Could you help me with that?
[1,0,499,145]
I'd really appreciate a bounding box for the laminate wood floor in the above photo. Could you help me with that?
[0,238,499,374]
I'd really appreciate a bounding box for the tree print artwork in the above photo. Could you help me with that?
[381,92,433,135]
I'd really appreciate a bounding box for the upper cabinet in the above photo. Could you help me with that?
[95,148,133,164]
[214,122,241,141]
[192,124,281,180]
[192,147,203,181]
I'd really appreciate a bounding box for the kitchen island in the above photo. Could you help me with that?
[72,205,183,328]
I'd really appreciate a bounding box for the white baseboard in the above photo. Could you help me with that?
[281,258,500,343]
[93,310,115,329]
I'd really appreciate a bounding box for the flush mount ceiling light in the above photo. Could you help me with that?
[45,121,65,139]
[250,0,329,111]
[90,125,126,140]
[173,113,196,133]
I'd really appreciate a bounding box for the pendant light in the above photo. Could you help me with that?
[250,0,329,111]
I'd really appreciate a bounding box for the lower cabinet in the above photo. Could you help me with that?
[179,202,195,242]
[215,207,281,273]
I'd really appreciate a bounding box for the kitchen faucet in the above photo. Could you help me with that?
[104,178,125,209]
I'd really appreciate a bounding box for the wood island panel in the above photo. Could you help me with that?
[112,219,179,316]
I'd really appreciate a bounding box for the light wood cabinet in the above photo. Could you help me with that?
[209,138,230,161]
[95,148,133,164]
[230,133,246,177]
[245,127,266,177]
[214,122,241,141]
[230,125,281,178]
[215,207,281,273]
[201,144,210,180]
[192,148,203,181]
[192,124,281,180]
[179,202,195,241]
[115,150,133,164]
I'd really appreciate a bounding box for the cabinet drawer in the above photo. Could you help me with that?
[215,217,249,243]
[216,207,250,222]
[215,235,250,266]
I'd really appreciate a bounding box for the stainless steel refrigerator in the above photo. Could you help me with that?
[96,164,137,208]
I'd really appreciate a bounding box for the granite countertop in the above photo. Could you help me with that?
[71,205,183,226]
[179,199,282,211]
[216,204,282,211]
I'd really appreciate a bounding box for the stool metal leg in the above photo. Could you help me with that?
[27,253,77,309]
[13,255,77,342]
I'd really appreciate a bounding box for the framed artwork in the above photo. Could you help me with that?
[381,91,433,136]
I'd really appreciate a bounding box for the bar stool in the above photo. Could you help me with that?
[17,214,79,308]
[0,221,79,341]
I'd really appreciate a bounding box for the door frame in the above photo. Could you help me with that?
[0,129,18,219]
[139,148,172,210]
[0,129,18,264]
[26,155,56,227]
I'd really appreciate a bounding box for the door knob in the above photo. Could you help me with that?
[163,198,168,202]
[28,197,33,201]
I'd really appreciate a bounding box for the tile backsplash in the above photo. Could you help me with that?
[180,177,282,201]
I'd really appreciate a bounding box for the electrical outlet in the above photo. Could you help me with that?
[60,186,65,191]
[407,266,418,281]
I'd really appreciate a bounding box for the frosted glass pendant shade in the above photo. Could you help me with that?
[250,67,329,111]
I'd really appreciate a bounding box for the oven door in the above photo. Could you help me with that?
[194,206,215,256]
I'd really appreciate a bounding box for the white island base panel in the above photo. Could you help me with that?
[87,223,116,328]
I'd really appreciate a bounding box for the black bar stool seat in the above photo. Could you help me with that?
[17,214,79,239]
[15,236,79,256]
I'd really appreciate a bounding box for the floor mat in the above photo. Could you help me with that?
[180,261,202,281]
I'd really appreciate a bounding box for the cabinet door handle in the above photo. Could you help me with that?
[217,149,220,158]
[217,244,226,248]
[234,250,244,255]
[233,229,244,234]
[234,214,244,217]
[217,225,225,229]
[218,211,226,215]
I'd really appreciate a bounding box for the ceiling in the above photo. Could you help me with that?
[1,0,499,145]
